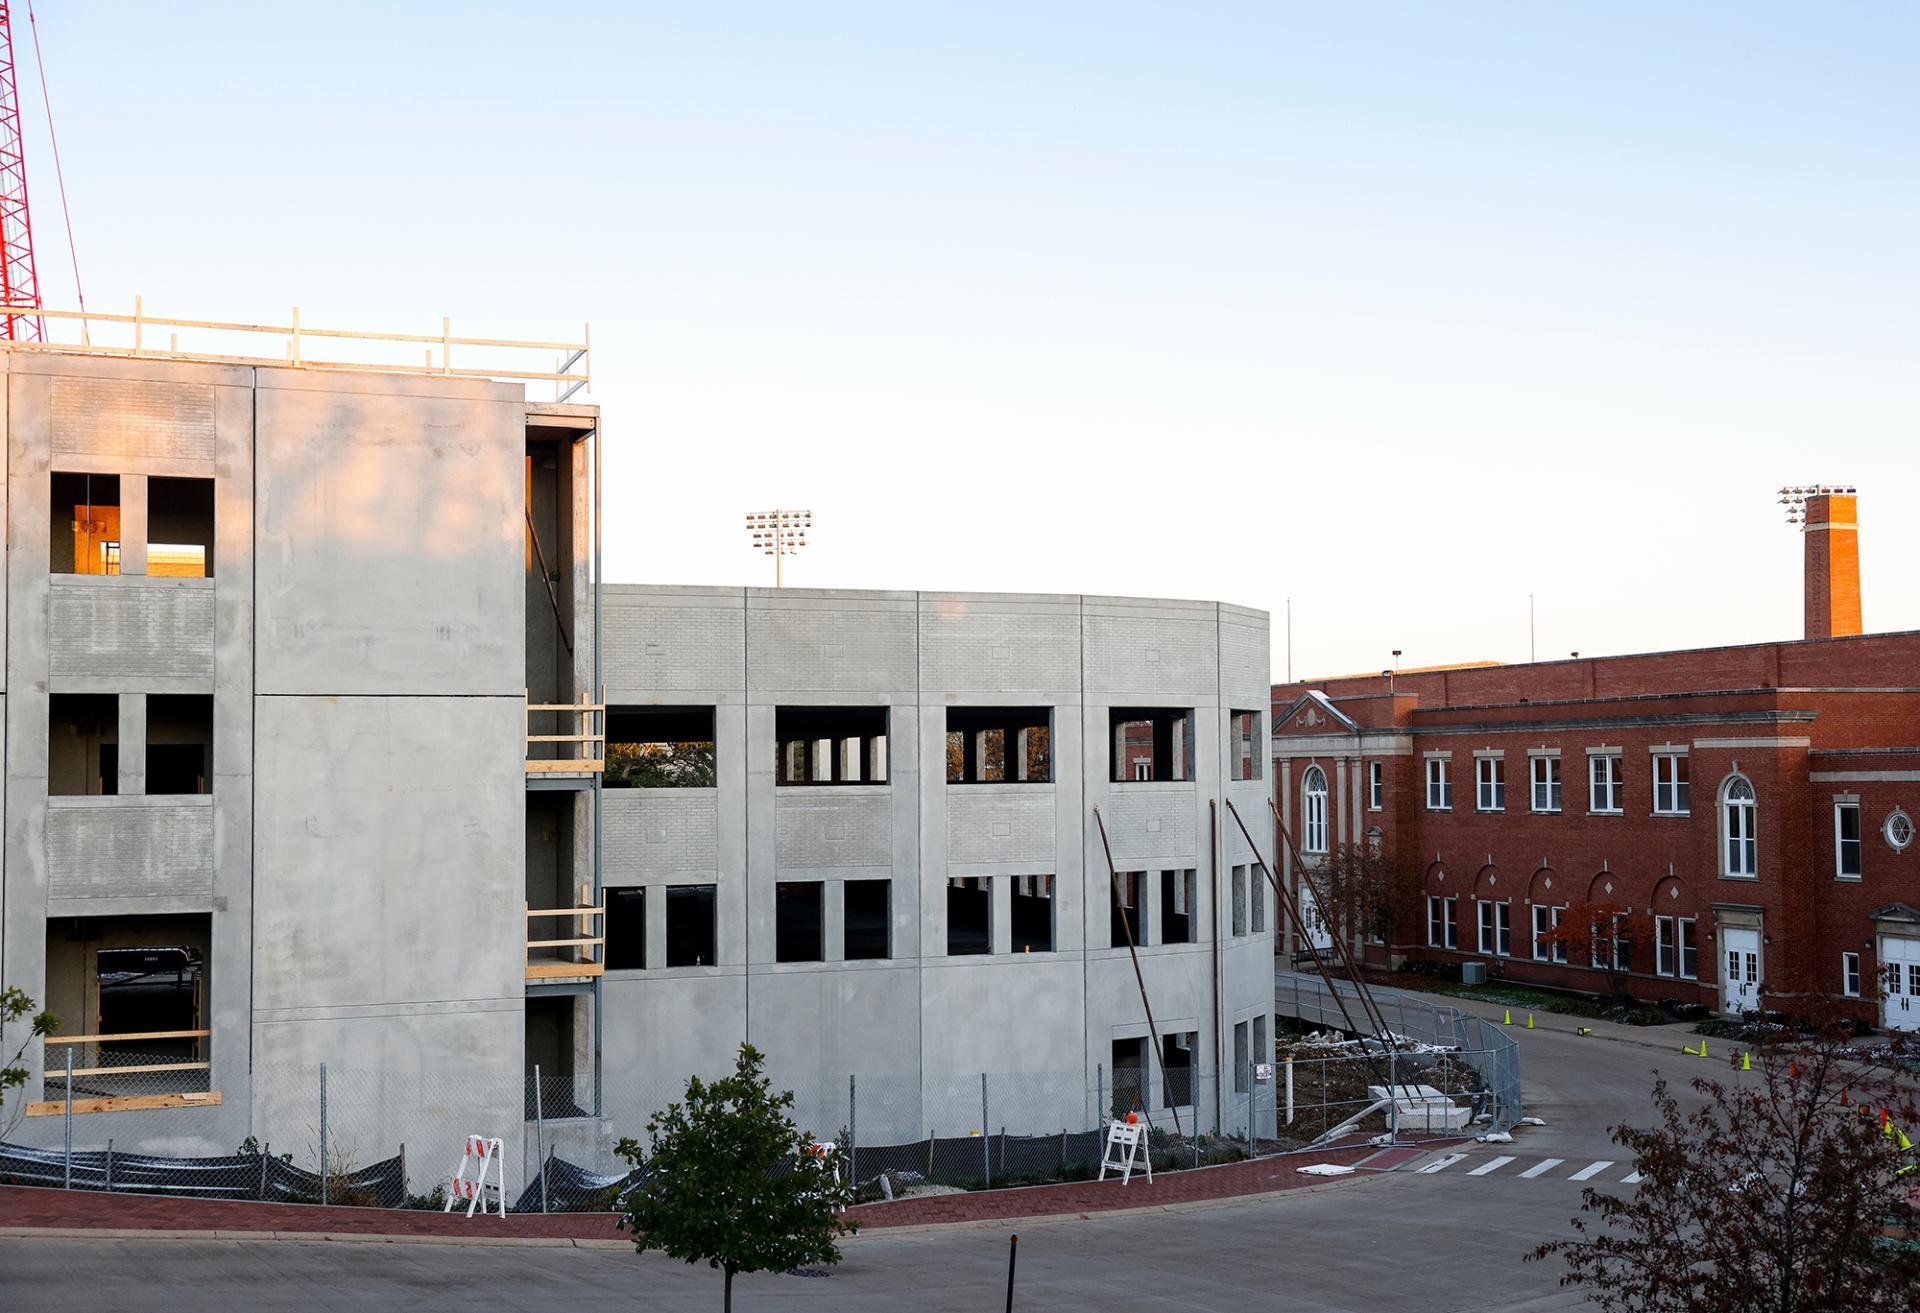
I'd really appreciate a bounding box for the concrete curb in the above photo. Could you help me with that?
[0,1225,632,1250]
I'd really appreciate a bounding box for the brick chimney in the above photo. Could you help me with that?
[1803,491,1861,640]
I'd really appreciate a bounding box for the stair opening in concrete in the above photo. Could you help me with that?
[1111,870,1148,948]
[1109,707,1193,783]
[776,881,824,962]
[776,706,888,785]
[147,476,214,578]
[1161,1032,1196,1108]
[604,706,715,788]
[1111,1037,1145,1117]
[843,879,890,960]
[146,694,213,795]
[1010,874,1054,952]
[946,877,991,956]
[39,914,212,1111]
[49,693,118,796]
[665,884,716,967]
[944,707,1051,783]
[1159,868,1196,944]
[50,472,120,575]
[605,886,645,970]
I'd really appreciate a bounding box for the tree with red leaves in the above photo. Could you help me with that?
[1533,899,1653,999]
[1530,1014,1920,1311]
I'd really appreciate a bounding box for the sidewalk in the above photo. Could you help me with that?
[1363,975,1700,1053]
[0,1136,1449,1245]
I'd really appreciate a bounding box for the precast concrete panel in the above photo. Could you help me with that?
[918,593,1081,695]
[48,577,216,683]
[945,787,1056,867]
[252,371,524,696]
[746,589,916,694]
[46,797,214,902]
[601,789,719,881]
[746,964,920,1141]
[250,695,523,1081]
[1082,597,1221,701]
[602,585,746,700]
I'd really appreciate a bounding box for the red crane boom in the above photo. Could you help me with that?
[0,0,41,341]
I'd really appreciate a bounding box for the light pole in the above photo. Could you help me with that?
[746,509,812,587]
[1778,484,1855,527]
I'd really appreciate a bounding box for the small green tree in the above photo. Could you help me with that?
[617,1043,855,1311]
[2,985,60,1138]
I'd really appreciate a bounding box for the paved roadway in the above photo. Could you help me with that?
[0,991,1736,1312]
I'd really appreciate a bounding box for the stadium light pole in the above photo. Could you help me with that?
[746,509,812,588]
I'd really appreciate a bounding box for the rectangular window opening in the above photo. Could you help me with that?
[843,879,891,961]
[1249,868,1266,934]
[1109,707,1194,783]
[1368,760,1383,810]
[665,884,716,967]
[1233,1020,1251,1094]
[146,694,213,795]
[1836,803,1862,878]
[605,887,646,971]
[1589,754,1624,813]
[1229,710,1263,781]
[775,881,824,963]
[51,472,121,576]
[1111,871,1149,948]
[1231,865,1248,937]
[606,706,716,788]
[1842,952,1861,998]
[1425,758,1451,811]
[1531,756,1562,813]
[1652,752,1691,815]
[776,706,888,785]
[1160,1031,1196,1108]
[945,707,1051,784]
[1476,756,1505,812]
[1159,869,1196,945]
[147,476,215,578]
[946,876,991,956]
[1111,1037,1146,1118]
[49,693,118,796]
[1010,874,1054,953]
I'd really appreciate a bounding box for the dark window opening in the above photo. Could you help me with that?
[1232,865,1248,936]
[1161,1032,1196,1108]
[946,877,991,955]
[665,884,717,967]
[1011,874,1054,952]
[1233,1020,1251,1093]
[945,707,1051,783]
[843,879,891,960]
[148,476,214,578]
[50,693,117,796]
[777,706,888,785]
[1229,710,1262,781]
[776,881,824,963]
[1159,869,1196,945]
[1109,707,1193,783]
[524,996,580,1116]
[606,706,716,788]
[1111,1037,1145,1118]
[51,472,120,576]
[146,694,212,795]
[1111,871,1148,948]
[605,887,646,970]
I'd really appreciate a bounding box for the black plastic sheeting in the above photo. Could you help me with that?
[851,1130,1107,1186]
[511,1155,640,1214]
[0,1141,406,1207]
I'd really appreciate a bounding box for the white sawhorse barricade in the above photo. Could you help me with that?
[1097,1118,1152,1186]
[443,1134,507,1218]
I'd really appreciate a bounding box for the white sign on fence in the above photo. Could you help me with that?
[1255,1063,1273,1083]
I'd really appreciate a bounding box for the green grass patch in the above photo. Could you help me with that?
[1393,978,1672,1027]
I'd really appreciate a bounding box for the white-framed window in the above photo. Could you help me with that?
[1530,755,1561,813]
[1656,916,1698,978]
[1476,756,1505,812]
[1842,952,1861,998]
[1835,802,1862,879]
[1531,904,1566,963]
[1611,915,1632,972]
[1652,752,1690,815]
[1478,900,1511,957]
[1368,760,1383,811]
[1721,775,1757,877]
[1133,761,1150,782]
[1426,895,1456,948]
[1589,753,1624,813]
[1302,766,1329,854]
[1887,809,1915,852]
[1425,757,1451,811]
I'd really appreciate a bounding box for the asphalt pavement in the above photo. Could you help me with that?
[0,984,1737,1312]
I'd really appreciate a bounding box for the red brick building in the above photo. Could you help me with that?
[1270,493,1920,1028]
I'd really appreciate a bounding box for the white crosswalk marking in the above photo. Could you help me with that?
[1415,1153,1467,1174]
[1468,1155,1517,1176]
[1622,1171,1643,1184]
[1518,1158,1565,1179]
[1570,1160,1614,1181]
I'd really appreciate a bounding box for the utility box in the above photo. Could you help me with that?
[1461,961,1488,985]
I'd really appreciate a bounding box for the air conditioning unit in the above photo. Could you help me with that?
[1461,961,1488,985]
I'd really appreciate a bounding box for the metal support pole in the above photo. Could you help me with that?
[1245,1051,1253,1153]
[849,1075,857,1183]
[1285,1055,1295,1127]
[1096,1062,1104,1127]
[1388,1042,1400,1145]
[319,1063,329,1206]
[105,1138,114,1192]
[981,1074,990,1189]
[62,1045,74,1189]
[534,1063,549,1214]
[1005,1234,1019,1312]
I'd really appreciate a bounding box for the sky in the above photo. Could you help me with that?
[21,3,1919,680]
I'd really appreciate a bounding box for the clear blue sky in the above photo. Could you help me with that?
[29,2,1920,678]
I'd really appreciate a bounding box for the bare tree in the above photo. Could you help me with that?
[1530,1015,1920,1311]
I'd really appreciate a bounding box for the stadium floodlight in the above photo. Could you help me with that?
[745,509,812,587]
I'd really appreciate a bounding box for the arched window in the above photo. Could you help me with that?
[1721,775,1757,876]
[1302,766,1328,855]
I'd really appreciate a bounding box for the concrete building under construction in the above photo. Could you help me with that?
[0,319,1274,1185]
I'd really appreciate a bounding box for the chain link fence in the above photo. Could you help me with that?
[1272,967,1523,1131]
